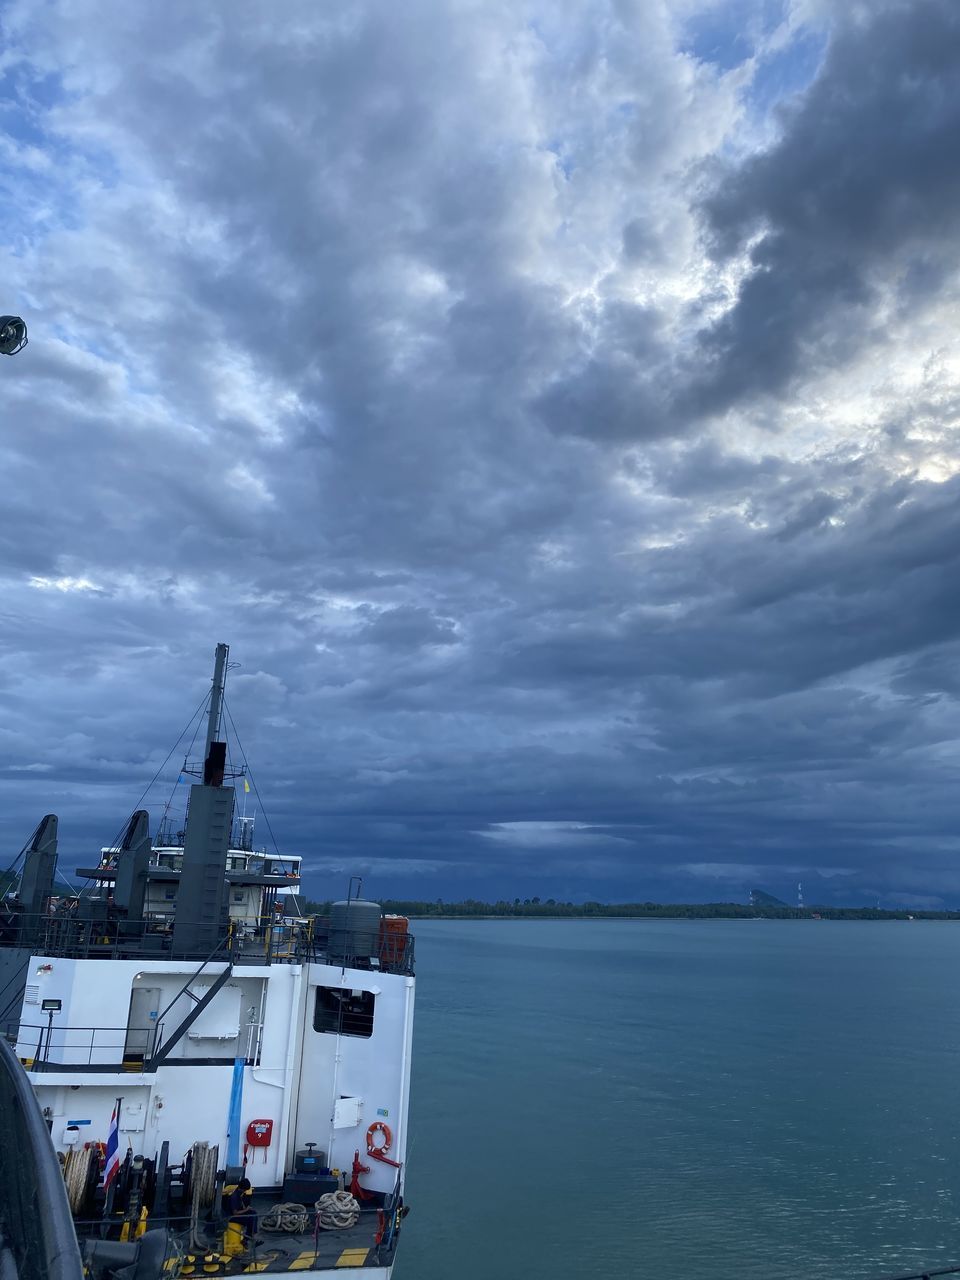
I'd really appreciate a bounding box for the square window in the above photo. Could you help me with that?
[313,986,375,1038]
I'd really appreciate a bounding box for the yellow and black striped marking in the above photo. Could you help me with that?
[334,1248,370,1268]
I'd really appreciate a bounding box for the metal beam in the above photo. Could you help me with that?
[148,964,232,1068]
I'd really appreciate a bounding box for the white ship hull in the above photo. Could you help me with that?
[0,645,416,1278]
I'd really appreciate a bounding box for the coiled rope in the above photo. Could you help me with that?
[315,1190,360,1230]
[63,1145,95,1212]
[261,1203,310,1233]
[189,1141,219,1249]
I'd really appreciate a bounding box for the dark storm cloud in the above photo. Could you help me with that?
[693,0,960,413]
[648,439,784,498]
[0,0,959,906]
[500,464,960,699]
[533,2,960,443]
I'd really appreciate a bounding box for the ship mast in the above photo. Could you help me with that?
[171,642,236,956]
[205,642,228,756]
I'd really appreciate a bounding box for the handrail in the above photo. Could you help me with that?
[0,1037,84,1280]
[15,1022,165,1069]
[0,910,416,974]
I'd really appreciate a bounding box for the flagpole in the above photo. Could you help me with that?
[103,1095,123,1214]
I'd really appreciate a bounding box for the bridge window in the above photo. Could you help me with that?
[313,986,375,1038]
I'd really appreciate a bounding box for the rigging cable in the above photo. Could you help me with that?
[156,697,206,843]
[52,864,79,898]
[0,959,31,1026]
[80,692,210,897]
[0,832,37,884]
[0,824,78,1021]
[222,699,299,901]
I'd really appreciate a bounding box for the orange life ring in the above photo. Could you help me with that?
[366,1121,392,1155]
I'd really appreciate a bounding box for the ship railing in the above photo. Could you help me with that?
[298,918,416,976]
[1,910,184,960]
[0,910,244,961]
[13,1019,269,1072]
[0,910,415,974]
[15,1021,165,1070]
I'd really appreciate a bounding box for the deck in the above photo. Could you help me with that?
[74,1202,398,1276]
[219,1204,395,1273]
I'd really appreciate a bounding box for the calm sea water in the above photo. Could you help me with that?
[396,919,960,1280]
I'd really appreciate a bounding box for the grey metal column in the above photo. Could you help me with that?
[171,644,234,956]
[113,810,151,930]
[18,815,58,948]
[171,783,235,956]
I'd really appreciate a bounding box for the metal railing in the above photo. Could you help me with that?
[16,1022,165,1069]
[0,910,416,975]
[12,1017,274,1073]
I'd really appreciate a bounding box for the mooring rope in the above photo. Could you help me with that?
[261,1202,310,1233]
[315,1190,360,1230]
[189,1141,219,1249]
[62,1145,94,1212]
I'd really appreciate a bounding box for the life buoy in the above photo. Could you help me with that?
[366,1121,392,1156]
[366,1121,401,1166]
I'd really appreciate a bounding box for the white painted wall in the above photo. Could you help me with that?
[19,950,414,1199]
[292,966,416,1193]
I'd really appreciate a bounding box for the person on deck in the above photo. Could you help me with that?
[227,1178,258,1240]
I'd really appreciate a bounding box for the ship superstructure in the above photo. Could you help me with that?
[0,646,415,1279]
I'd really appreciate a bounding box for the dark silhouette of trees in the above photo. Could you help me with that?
[299,897,960,922]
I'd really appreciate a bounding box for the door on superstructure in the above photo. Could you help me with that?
[123,985,161,1067]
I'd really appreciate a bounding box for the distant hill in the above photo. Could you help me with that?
[749,888,788,908]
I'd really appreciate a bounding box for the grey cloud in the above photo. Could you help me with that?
[0,0,958,908]
[642,438,785,498]
[357,605,459,649]
[536,354,671,441]
[694,0,960,412]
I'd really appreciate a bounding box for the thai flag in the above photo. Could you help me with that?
[103,1101,121,1188]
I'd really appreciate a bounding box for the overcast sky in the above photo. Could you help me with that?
[2,0,959,907]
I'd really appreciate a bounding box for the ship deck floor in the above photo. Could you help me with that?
[218,1201,394,1274]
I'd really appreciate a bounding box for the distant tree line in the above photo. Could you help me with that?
[300,896,960,922]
